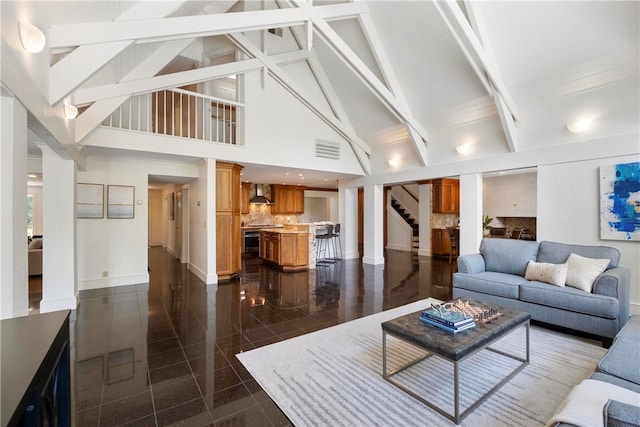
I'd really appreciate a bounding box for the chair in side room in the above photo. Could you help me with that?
[447,227,459,264]
[510,228,524,239]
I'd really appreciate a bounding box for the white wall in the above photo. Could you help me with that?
[537,154,640,313]
[303,190,339,223]
[386,207,412,252]
[76,155,199,290]
[483,172,537,217]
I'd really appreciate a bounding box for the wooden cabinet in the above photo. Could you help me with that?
[271,185,305,214]
[259,231,308,270]
[241,183,250,215]
[216,162,243,280]
[431,228,452,256]
[432,178,459,213]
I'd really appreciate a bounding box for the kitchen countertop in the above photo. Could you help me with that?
[259,229,308,235]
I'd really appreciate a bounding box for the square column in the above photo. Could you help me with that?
[1,95,29,318]
[339,187,359,259]
[418,182,432,257]
[40,146,77,312]
[362,184,384,265]
[459,173,483,256]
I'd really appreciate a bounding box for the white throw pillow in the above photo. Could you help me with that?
[524,261,568,287]
[565,253,610,292]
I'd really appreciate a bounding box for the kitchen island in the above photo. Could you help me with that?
[259,229,309,271]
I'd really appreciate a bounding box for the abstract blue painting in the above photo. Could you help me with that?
[600,162,640,241]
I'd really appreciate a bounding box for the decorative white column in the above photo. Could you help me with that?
[362,264,384,316]
[205,158,217,284]
[418,182,432,257]
[339,186,359,259]
[40,145,78,312]
[362,184,384,265]
[1,95,29,319]
[459,173,483,256]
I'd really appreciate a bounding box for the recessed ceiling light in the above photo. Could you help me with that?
[285,172,289,176]
[388,158,399,166]
[28,174,37,178]
[567,118,592,133]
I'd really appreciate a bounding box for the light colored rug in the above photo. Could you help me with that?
[237,298,607,427]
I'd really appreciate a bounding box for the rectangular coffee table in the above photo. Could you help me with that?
[381,300,530,424]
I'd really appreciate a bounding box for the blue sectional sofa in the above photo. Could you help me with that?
[453,238,631,344]
[550,315,640,427]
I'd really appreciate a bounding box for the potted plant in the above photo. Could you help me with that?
[483,215,493,236]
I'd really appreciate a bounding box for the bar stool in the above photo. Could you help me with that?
[316,225,335,264]
[330,223,342,260]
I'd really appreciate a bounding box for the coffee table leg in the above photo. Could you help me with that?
[454,361,460,423]
[382,331,388,377]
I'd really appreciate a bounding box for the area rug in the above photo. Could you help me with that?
[237,298,607,426]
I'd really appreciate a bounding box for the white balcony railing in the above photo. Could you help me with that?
[101,88,242,145]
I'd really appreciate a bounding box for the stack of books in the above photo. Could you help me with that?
[419,307,476,333]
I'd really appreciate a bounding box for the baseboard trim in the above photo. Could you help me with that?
[362,255,385,265]
[78,273,149,290]
[386,244,411,252]
[40,295,78,312]
[188,263,217,285]
[418,249,431,257]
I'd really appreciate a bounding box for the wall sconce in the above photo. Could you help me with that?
[63,103,78,120]
[567,118,592,133]
[456,143,472,154]
[388,158,399,167]
[18,22,45,53]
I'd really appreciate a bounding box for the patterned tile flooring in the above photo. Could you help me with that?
[70,247,456,426]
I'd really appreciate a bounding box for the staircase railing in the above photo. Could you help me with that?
[101,88,243,145]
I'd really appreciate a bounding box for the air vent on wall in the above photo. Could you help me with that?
[315,140,340,160]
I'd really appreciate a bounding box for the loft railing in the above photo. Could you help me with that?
[101,88,242,145]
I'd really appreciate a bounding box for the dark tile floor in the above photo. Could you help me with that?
[70,247,456,426]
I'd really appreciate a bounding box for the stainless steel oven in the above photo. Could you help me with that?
[243,230,260,253]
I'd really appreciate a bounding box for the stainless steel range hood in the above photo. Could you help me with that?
[250,184,273,204]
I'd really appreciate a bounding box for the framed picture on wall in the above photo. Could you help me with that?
[107,185,135,219]
[600,162,640,241]
[77,183,104,218]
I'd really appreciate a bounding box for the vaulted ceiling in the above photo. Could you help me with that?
[4,0,639,187]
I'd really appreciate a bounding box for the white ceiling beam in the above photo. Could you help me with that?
[48,3,368,48]
[49,42,131,106]
[436,0,520,122]
[464,1,518,152]
[229,33,372,174]
[277,3,356,130]
[281,5,367,170]
[74,38,196,143]
[48,0,192,106]
[355,5,428,166]
[73,58,264,105]
[291,0,431,151]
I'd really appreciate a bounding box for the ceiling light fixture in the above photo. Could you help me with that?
[456,143,472,154]
[63,103,78,120]
[388,158,399,167]
[567,118,592,133]
[18,21,45,53]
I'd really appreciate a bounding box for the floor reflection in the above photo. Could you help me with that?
[72,247,455,426]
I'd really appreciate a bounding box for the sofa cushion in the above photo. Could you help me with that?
[597,337,640,386]
[479,238,540,276]
[453,272,525,299]
[537,241,620,268]
[616,316,640,343]
[590,372,640,394]
[603,399,640,427]
[520,281,619,319]
[524,261,568,286]
[565,253,610,292]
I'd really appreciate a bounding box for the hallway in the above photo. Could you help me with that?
[72,248,456,426]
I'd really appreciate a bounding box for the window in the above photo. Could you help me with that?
[27,194,34,237]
